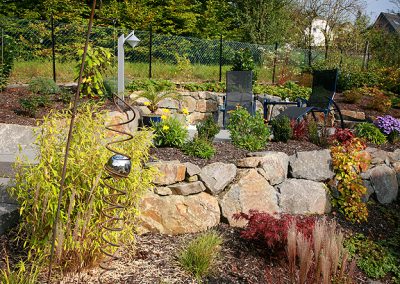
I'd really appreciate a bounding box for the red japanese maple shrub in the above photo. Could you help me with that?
[329,128,354,144]
[290,119,307,140]
[233,211,316,250]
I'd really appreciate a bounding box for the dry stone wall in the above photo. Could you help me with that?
[139,148,399,235]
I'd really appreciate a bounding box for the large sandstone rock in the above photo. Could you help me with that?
[370,165,398,204]
[393,162,400,185]
[258,152,289,185]
[147,160,186,186]
[276,179,331,214]
[200,162,237,195]
[169,181,206,196]
[341,110,366,121]
[106,109,139,134]
[289,150,334,181]
[182,96,197,113]
[219,169,279,227]
[184,162,201,177]
[139,191,220,234]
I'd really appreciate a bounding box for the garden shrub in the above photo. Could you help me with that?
[307,119,328,146]
[196,116,220,142]
[345,233,399,279]
[337,70,380,91]
[227,107,270,151]
[182,138,216,159]
[152,113,188,147]
[290,119,307,140]
[182,81,225,92]
[9,102,155,271]
[231,48,258,82]
[76,45,112,99]
[233,211,316,250]
[254,82,311,101]
[178,231,223,282]
[127,79,176,92]
[330,138,370,223]
[342,89,363,103]
[270,116,292,142]
[28,77,60,95]
[19,95,51,117]
[330,128,354,144]
[355,123,387,145]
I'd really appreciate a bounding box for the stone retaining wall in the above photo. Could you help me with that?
[139,148,400,235]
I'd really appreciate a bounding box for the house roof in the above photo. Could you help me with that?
[374,12,400,34]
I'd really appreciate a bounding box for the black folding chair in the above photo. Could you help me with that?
[264,69,344,128]
[220,71,255,128]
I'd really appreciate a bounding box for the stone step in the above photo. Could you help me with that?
[0,203,19,235]
[0,178,17,204]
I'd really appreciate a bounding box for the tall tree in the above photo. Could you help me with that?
[232,0,295,44]
[319,0,364,59]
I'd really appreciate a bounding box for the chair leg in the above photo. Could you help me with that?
[331,100,344,129]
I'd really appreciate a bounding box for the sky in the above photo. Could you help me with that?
[365,0,398,21]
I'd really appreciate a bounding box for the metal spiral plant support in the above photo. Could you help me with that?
[98,95,136,283]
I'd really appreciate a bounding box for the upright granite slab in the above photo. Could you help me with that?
[289,150,334,181]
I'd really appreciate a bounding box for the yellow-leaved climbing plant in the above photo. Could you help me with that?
[9,102,156,272]
[330,137,370,223]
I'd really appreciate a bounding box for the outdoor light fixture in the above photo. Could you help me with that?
[118,31,140,99]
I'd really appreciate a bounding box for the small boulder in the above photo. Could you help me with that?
[139,191,220,235]
[370,165,398,204]
[147,160,186,186]
[200,162,237,195]
[184,162,201,177]
[259,152,289,185]
[276,179,331,214]
[154,187,172,196]
[289,150,334,181]
[219,169,279,227]
[169,181,206,196]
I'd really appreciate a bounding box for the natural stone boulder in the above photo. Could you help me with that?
[341,110,366,121]
[236,157,262,168]
[370,165,398,204]
[259,152,289,185]
[289,150,334,181]
[200,162,236,195]
[106,110,139,133]
[154,187,172,196]
[184,162,201,177]
[388,150,400,163]
[148,160,186,186]
[219,169,279,227]
[139,191,220,235]
[361,180,375,203]
[276,179,331,214]
[169,181,206,196]
[393,162,400,185]
[182,96,197,112]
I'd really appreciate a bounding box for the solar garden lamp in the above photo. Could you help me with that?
[118,31,140,100]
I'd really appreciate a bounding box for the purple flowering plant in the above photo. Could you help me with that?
[374,115,400,135]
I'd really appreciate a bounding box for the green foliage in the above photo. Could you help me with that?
[182,82,225,92]
[227,107,270,151]
[103,78,118,100]
[330,138,370,223]
[0,256,40,284]
[9,102,155,271]
[178,231,223,281]
[152,114,188,147]
[196,116,220,142]
[127,79,176,92]
[19,95,50,117]
[270,116,292,142]
[76,45,112,99]
[355,123,387,145]
[253,81,311,101]
[28,77,60,95]
[307,120,324,146]
[345,233,399,279]
[231,48,258,82]
[0,34,15,91]
[182,138,216,159]
[133,85,181,113]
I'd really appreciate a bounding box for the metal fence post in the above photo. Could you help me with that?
[272,42,278,84]
[149,24,152,79]
[51,13,57,82]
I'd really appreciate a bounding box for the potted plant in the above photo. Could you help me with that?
[134,85,181,127]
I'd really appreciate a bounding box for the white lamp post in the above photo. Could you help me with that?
[118,31,140,100]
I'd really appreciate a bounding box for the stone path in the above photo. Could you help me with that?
[0,123,38,235]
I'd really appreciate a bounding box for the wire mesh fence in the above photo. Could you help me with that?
[1,16,368,84]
